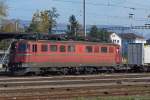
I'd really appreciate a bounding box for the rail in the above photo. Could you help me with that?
[0,73,150,99]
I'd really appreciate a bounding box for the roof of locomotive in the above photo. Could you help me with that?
[16,39,120,46]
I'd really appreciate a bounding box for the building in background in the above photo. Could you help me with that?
[109,32,146,63]
[0,19,25,32]
[109,32,122,46]
[146,39,150,45]
[119,33,146,59]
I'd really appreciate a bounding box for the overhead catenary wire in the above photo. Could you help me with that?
[8,5,148,23]
[87,12,147,22]
[53,0,149,22]
[52,0,150,26]
[8,0,150,18]
[7,0,150,27]
[53,0,150,11]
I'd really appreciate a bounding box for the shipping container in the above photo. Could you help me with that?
[144,45,150,64]
[128,43,150,65]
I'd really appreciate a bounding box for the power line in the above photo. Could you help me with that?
[53,0,150,11]
[8,6,149,22]
[121,0,150,8]
[87,12,147,22]
[53,0,150,26]
[8,1,150,17]
[8,6,37,12]
[8,0,150,14]
[7,0,150,26]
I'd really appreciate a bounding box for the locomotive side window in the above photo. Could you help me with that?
[94,46,99,53]
[101,47,107,53]
[68,45,75,52]
[85,46,93,53]
[41,44,48,52]
[60,45,66,52]
[50,45,57,52]
[109,47,114,53]
[32,44,37,52]
[18,43,27,52]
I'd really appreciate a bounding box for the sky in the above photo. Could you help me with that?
[5,0,150,26]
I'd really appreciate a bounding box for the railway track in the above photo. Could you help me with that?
[0,73,150,100]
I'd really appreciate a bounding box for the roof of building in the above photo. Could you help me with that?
[147,39,150,44]
[118,33,144,40]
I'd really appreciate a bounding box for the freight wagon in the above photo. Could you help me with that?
[128,43,150,66]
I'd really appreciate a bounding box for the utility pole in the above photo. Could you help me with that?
[83,0,86,37]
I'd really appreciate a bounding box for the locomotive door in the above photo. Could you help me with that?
[115,47,121,64]
[78,45,83,65]
[32,44,37,62]
[9,41,17,63]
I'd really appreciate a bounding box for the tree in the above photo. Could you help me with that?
[67,15,80,38]
[89,25,111,42]
[99,29,111,42]
[47,8,59,33]
[27,8,59,33]
[39,10,50,33]
[0,0,7,31]
[89,25,99,38]
[0,0,7,17]
[27,10,41,32]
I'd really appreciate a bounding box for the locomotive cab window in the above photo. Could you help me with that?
[60,45,66,52]
[32,44,37,52]
[101,47,107,53]
[68,45,75,52]
[85,46,93,53]
[50,45,57,52]
[41,44,48,52]
[18,43,27,52]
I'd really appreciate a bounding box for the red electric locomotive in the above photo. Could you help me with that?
[8,39,121,75]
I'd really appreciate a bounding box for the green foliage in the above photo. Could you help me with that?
[27,8,59,33]
[27,10,40,33]
[89,25,98,37]
[67,15,80,38]
[0,0,7,17]
[47,8,59,33]
[0,39,11,50]
[74,96,150,100]
[89,25,111,43]
[0,0,7,32]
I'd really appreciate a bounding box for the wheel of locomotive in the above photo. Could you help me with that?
[25,72,36,76]
[107,67,115,73]
[84,67,95,74]
[62,68,69,75]
[74,67,80,75]
[130,65,143,73]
